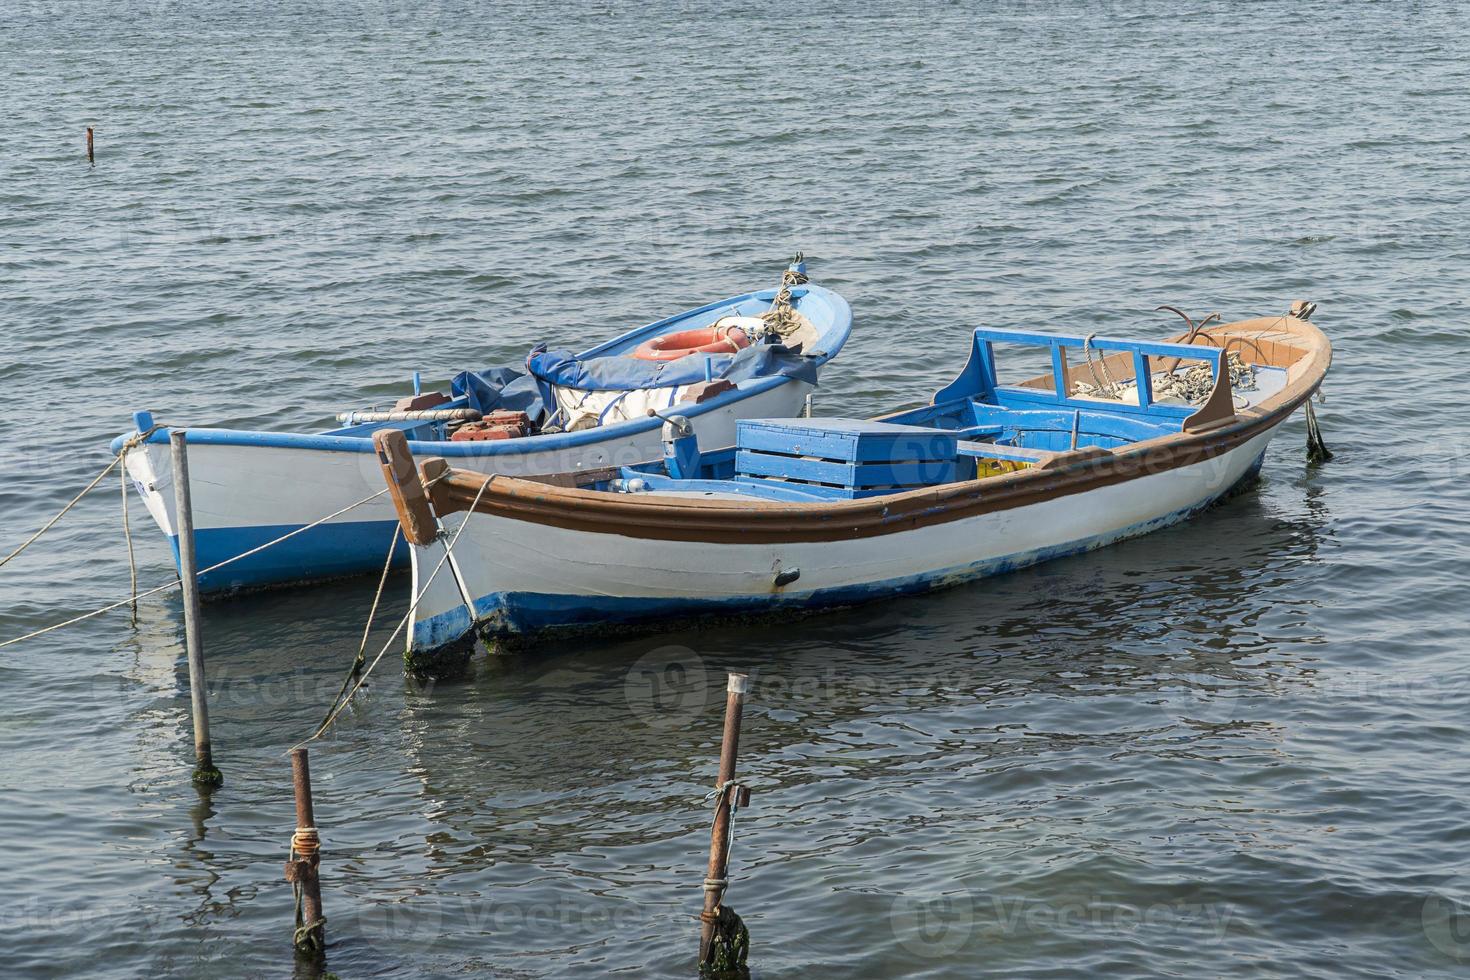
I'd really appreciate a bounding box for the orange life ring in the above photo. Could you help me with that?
[632,322,752,362]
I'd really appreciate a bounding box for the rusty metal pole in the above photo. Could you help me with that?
[170,430,221,787]
[286,747,325,953]
[699,672,749,967]
[86,126,94,165]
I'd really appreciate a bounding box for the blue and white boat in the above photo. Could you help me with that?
[112,262,852,593]
[383,305,1330,655]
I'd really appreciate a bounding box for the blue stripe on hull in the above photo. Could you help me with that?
[173,519,406,594]
[412,451,1268,651]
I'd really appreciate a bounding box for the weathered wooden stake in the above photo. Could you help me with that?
[285,747,326,953]
[699,672,752,971]
[86,127,94,165]
[170,431,222,787]
[373,428,437,546]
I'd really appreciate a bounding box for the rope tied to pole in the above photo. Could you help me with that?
[306,523,403,737]
[299,473,493,746]
[286,825,325,951]
[0,424,160,570]
[0,484,391,651]
[290,826,320,856]
[699,779,751,975]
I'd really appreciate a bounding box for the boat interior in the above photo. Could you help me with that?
[317,285,837,445]
[565,327,1290,503]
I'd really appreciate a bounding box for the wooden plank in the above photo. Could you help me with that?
[956,441,1057,464]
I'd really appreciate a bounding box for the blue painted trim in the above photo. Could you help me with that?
[172,519,406,593]
[413,451,1267,650]
[109,374,798,457]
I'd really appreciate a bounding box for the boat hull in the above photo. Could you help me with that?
[409,422,1280,651]
[124,377,813,593]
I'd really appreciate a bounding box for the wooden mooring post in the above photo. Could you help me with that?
[86,126,94,165]
[699,672,752,975]
[169,430,222,787]
[285,747,326,953]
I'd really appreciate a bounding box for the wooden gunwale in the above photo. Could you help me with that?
[424,314,1330,545]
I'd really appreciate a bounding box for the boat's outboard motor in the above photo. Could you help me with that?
[661,415,700,479]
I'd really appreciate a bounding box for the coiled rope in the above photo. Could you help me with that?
[287,826,324,949]
[1073,340,1257,406]
[1152,351,1257,405]
[759,253,809,342]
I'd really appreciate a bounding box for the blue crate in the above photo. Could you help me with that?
[735,418,960,498]
[736,418,958,463]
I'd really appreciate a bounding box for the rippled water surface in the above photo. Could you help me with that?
[4,1,1470,977]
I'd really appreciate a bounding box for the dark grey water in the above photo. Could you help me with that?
[3,1,1469,976]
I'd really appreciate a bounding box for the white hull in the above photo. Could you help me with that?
[124,378,811,592]
[409,420,1281,651]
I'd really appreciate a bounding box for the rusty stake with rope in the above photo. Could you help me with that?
[700,672,752,974]
[285,747,326,953]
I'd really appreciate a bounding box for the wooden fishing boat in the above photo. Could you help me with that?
[109,261,852,593]
[379,303,1330,656]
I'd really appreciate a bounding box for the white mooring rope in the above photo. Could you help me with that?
[299,475,493,745]
[0,426,160,570]
[0,486,391,650]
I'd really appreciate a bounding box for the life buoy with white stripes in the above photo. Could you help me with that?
[632,317,759,362]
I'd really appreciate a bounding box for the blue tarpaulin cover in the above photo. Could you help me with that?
[450,366,546,419]
[526,342,816,391]
[452,343,817,423]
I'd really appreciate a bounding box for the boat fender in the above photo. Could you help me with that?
[632,318,757,362]
[773,567,801,588]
